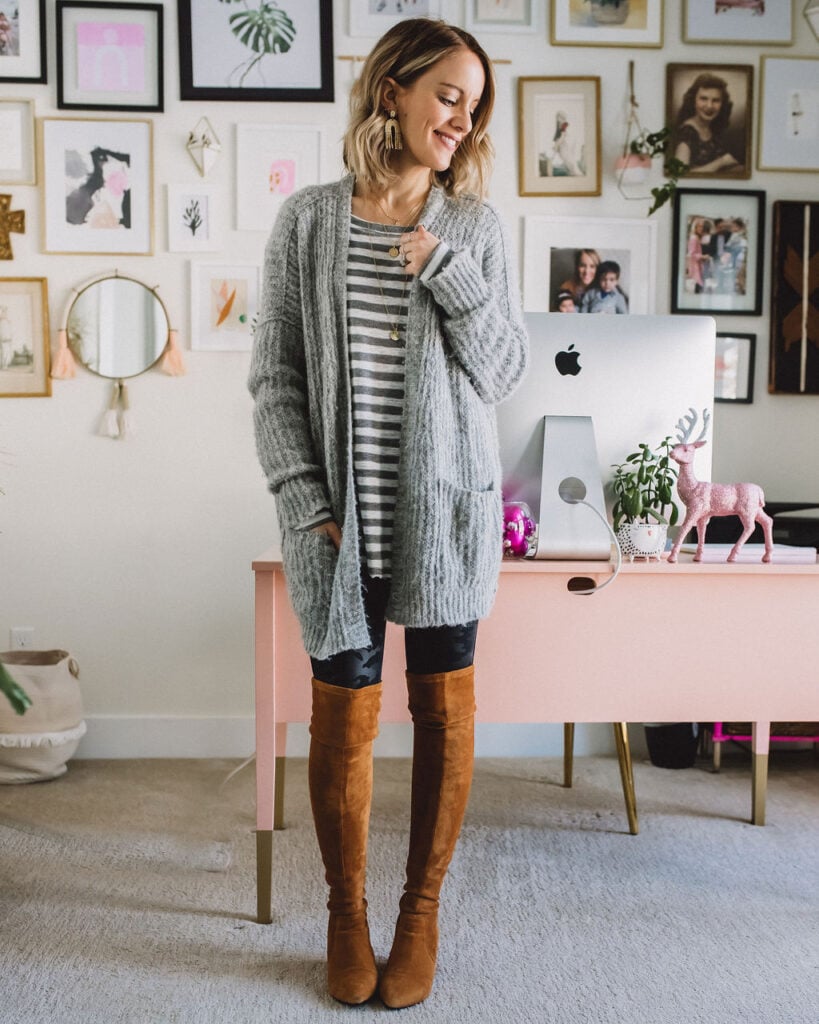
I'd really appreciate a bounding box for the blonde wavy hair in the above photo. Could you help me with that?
[343,19,495,200]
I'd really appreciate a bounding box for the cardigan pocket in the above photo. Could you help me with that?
[281,527,339,638]
[438,480,502,589]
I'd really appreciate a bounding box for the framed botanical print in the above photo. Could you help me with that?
[551,0,663,47]
[190,262,260,352]
[715,333,755,403]
[166,184,222,253]
[348,0,441,37]
[683,0,793,45]
[178,0,334,103]
[56,1,164,112]
[0,0,46,83]
[0,100,36,185]
[0,278,50,398]
[40,117,153,255]
[671,188,765,317]
[518,77,601,197]
[235,123,321,232]
[758,57,819,172]
[464,0,543,34]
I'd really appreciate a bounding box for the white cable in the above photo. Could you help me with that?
[562,498,623,595]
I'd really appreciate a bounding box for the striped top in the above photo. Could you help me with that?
[347,214,411,578]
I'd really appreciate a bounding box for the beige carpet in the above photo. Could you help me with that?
[1,752,817,1024]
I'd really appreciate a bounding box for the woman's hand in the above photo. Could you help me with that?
[400,224,440,277]
[311,520,342,550]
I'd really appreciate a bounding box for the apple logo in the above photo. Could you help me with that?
[555,343,581,376]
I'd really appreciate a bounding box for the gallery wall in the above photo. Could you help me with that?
[1,0,817,759]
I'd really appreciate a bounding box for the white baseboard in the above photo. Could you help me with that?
[75,716,623,759]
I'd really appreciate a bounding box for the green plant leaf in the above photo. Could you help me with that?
[229,4,297,55]
[0,662,31,716]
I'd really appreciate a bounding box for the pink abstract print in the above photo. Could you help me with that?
[76,21,146,93]
[269,159,295,195]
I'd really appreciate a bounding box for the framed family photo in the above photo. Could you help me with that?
[0,0,46,83]
[758,57,819,172]
[235,123,321,232]
[683,0,793,45]
[518,77,600,197]
[56,1,164,112]
[464,0,544,34]
[40,117,153,255]
[166,184,222,253]
[666,63,753,180]
[671,188,765,316]
[522,215,657,314]
[0,277,50,398]
[0,99,36,185]
[349,0,441,37]
[551,0,663,47]
[178,0,333,102]
[190,262,260,352]
[715,332,755,404]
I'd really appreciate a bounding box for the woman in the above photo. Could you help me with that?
[685,218,712,295]
[248,18,527,1010]
[558,248,599,307]
[672,72,741,175]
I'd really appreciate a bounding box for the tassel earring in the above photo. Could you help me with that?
[384,109,402,151]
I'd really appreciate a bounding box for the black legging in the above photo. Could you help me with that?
[310,573,478,689]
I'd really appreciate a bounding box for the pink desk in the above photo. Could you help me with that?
[252,551,819,923]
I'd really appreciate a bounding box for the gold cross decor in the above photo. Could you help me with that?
[0,194,26,260]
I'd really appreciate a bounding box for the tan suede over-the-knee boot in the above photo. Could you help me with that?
[379,665,475,1010]
[309,678,381,1005]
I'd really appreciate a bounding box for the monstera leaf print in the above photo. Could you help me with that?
[217,1,297,85]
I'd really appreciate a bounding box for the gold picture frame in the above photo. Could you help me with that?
[0,100,36,186]
[551,0,663,48]
[0,277,51,398]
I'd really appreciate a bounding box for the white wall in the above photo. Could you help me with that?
[1,1,817,758]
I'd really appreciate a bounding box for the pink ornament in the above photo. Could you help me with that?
[503,501,537,558]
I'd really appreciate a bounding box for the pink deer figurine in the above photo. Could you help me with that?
[667,407,773,564]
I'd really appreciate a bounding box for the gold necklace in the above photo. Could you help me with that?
[369,192,428,259]
[364,225,409,343]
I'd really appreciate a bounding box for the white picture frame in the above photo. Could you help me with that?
[348,0,442,37]
[523,215,657,314]
[464,0,543,35]
[758,56,819,172]
[190,261,259,352]
[683,0,793,46]
[0,99,36,185]
[0,0,46,83]
[166,184,221,253]
[235,123,321,232]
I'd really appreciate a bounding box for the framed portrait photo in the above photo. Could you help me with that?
[666,63,753,180]
[348,0,441,37]
[683,0,793,45]
[56,1,164,112]
[464,0,543,34]
[0,277,50,398]
[0,0,46,83]
[551,0,663,47]
[0,100,36,186]
[190,262,260,352]
[235,123,321,232]
[167,184,222,253]
[518,77,601,197]
[178,0,333,102]
[758,57,819,173]
[40,117,153,255]
[715,333,755,404]
[522,215,658,315]
[671,188,765,317]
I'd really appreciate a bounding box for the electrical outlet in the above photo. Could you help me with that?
[10,627,34,650]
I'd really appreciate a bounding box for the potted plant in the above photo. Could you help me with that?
[0,661,31,715]
[610,436,680,560]
[586,0,631,26]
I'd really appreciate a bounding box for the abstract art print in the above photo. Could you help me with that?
[167,185,221,252]
[0,277,50,397]
[235,124,321,231]
[190,262,259,352]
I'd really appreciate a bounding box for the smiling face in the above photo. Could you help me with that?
[384,47,486,176]
[576,252,598,287]
[694,87,723,124]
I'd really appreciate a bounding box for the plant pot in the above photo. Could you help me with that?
[644,723,699,769]
[615,152,651,185]
[616,522,667,561]
[589,0,630,26]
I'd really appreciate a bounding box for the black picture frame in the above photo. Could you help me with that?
[178,0,334,103]
[0,0,47,84]
[56,1,164,113]
[715,332,755,404]
[671,188,765,316]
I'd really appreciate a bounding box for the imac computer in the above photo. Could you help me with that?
[496,314,716,559]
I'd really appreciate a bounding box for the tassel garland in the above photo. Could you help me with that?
[98,380,135,439]
[50,329,77,380]
[161,329,186,376]
[119,382,135,437]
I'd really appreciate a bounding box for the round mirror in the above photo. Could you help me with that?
[67,275,169,379]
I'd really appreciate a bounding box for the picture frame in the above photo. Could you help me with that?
[178,0,333,103]
[464,0,543,34]
[715,332,755,404]
[166,184,222,253]
[683,0,793,45]
[522,215,658,314]
[768,200,819,395]
[758,57,819,173]
[235,123,321,232]
[348,0,441,37]
[40,117,153,255]
[0,0,46,83]
[671,188,765,317]
[0,277,50,398]
[56,1,164,112]
[666,63,753,180]
[190,262,260,352]
[518,77,601,198]
[550,0,663,48]
[0,100,36,186]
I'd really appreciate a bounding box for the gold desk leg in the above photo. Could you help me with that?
[563,723,575,788]
[256,830,273,924]
[613,722,639,836]
[752,753,768,826]
[274,755,286,831]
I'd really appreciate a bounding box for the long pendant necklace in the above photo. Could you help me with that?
[365,226,409,343]
[370,192,427,259]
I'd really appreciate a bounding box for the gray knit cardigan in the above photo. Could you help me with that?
[248,176,528,660]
